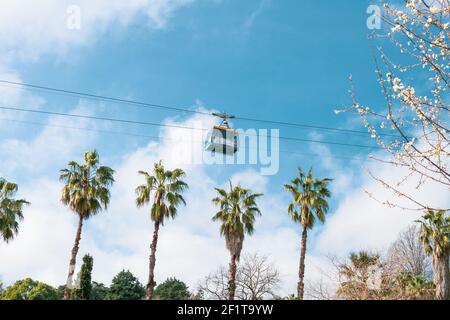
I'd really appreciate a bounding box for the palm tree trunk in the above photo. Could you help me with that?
[63,215,83,300]
[228,254,237,300]
[297,224,308,300]
[145,220,160,300]
[433,252,449,300]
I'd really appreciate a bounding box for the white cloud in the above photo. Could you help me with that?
[0,0,196,60]
[312,142,450,257]
[291,136,450,298]
[0,66,46,124]
[0,67,24,106]
[0,102,101,178]
[0,111,298,297]
[0,179,74,284]
[1,1,447,297]
[0,0,201,139]
[0,0,302,298]
[1,112,447,298]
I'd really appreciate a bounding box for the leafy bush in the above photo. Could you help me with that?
[105,270,145,300]
[0,278,58,300]
[154,277,190,300]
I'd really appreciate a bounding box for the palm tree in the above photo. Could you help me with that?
[0,178,29,242]
[284,167,332,300]
[59,150,114,299]
[416,210,450,300]
[135,161,188,300]
[212,181,263,300]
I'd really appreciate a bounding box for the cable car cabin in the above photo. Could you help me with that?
[205,125,239,156]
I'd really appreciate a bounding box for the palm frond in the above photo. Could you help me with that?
[284,166,332,229]
[0,178,30,242]
[135,161,188,224]
[59,151,114,220]
[211,182,262,258]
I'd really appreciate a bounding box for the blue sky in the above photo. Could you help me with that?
[2,0,443,296]
[6,0,385,184]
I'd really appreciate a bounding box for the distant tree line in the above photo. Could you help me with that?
[0,254,190,300]
[1,151,448,300]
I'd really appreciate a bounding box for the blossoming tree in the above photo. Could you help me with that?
[341,0,449,211]
[338,0,449,299]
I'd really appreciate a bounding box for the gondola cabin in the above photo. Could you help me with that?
[205,125,239,156]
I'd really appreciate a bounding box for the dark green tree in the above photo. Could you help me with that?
[154,277,190,300]
[91,282,109,300]
[0,278,58,300]
[106,270,145,300]
[56,285,65,299]
[72,254,94,300]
